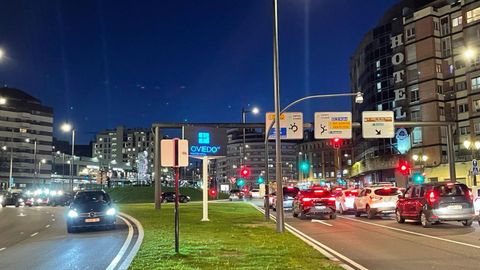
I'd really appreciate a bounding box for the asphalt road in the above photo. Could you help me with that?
[0,205,129,270]
[253,199,480,270]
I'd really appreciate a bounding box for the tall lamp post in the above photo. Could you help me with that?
[38,159,46,184]
[463,139,480,186]
[61,123,75,190]
[241,107,259,166]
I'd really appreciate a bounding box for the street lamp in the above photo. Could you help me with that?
[25,138,38,188]
[241,106,259,166]
[412,153,428,174]
[464,48,476,60]
[0,97,6,105]
[61,122,75,190]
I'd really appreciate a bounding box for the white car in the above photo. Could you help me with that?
[354,186,401,219]
[335,189,359,214]
[250,189,261,199]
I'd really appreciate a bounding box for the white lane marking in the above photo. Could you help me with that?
[105,216,134,270]
[118,213,145,270]
[17,213,26,217]
[339,216,480,250]
[312,219,333,227]
[0,247,6,252]
[30,232,39,237]
[45,224,50,228]
[250,204,367,270]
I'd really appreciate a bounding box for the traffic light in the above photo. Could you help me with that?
[240,166,251,178]
[300,160,310,174]
[397,160,410,176]
[237,178,246,187]
[331,137,342,149]
[412,172,425,184]
[256,176,265,184]
[208,188,217,197]
[319,180,326,186]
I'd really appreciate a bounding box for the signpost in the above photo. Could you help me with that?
[184,127,226,221]
[160,139,188,253]
[362,111,395,139]
[265,112,303,140]
[314,112,352,139]
[473,159,478,186]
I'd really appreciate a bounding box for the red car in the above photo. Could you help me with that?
[292,189,336,219]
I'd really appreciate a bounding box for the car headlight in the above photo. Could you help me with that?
[36,198,43,203]
[187,196,191,200]
[18,198,24,202]
[50,191,57,196]
[106,208,116,216]
[68,209,79,218]
[58,190,63,196]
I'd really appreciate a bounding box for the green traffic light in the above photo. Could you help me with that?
[237,178,246,187]
[257,177,265,184]
[412,173,425,184]
[300,161,309,173]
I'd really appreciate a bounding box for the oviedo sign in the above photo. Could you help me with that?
[184,127,227,157]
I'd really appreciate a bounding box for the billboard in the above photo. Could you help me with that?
[184,127,227,157]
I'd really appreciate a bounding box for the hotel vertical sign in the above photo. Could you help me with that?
[391,33,406,119]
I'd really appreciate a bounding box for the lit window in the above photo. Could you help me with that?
[413,127,422,144]
[452,16,462,27]
[376,82,382,91]
[472,77,480,90]
[375,60,380,69]
[466,7,480,23]
[474,99,480,112]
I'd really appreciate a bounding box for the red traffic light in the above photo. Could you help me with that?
[240,166,251,177]
[208,188,217,197]
[333,137,340,143]
[331,137,342,149]
[397,160,410,175]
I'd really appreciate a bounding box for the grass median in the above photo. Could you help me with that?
[120,202,341,270]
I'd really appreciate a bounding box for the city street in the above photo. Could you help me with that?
[252,199,480,270]
[0,206,132,270]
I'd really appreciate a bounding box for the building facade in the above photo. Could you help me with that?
[351,0,480,186]
[297,130,354,183]
[215,128,298,187]
[0,87,53,188]
[92,126,154,174]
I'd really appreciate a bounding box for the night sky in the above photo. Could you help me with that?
[0,0,398,143]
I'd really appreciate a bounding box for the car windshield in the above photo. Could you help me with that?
[74,192,109,203]
[435,184,466,197]
[374,188,400,196]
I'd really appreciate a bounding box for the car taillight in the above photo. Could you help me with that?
[301,197,313,206]
[370,195,382,201]
[468,190,473,202]
[328,197,336,201]
[426,190,438,206]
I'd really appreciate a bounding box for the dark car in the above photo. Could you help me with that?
[49,191,74,206]
[1,192,24,207]
[66,190,117,233]
[272,186,300,211]
[292,188,336,219]
[161,192,190,203]
[396,182,474,228]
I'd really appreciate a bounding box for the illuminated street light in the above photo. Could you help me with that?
[1,145,6,151]
[0,49,5,60]
[61,122,75,190]
[412,154,419,161]
[41,159,46,164]
[61,123,73,133]
[0,97,6,105]
[251,107,260,114]
[464,140,472,149]
[422,155,428,162]
[476,141,480,150]
[464,48,476,60]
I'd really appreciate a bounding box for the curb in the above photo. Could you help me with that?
[118,212,145,270]
[250,203,367,270]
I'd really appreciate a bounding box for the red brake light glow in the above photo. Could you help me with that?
[302,197,312,202]
[287,186,294,190]
[314,190,324,193]
[328,197,336,201]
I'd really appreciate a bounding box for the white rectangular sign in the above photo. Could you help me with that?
[314,112,352,139]
[362,111,395,138]
[265,112,303,140]
[160,139,189,167]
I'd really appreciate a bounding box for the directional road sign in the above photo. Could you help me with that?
[314,112,352,139]
[362,111,395,138]
[266,112,303,140]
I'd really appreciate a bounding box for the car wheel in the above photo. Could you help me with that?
[292,211,298,218]
[395,209,405,223]
[330,213,337,219]
[366,206,375,219]
[1,203,6,208]
[462,220,473,227]
[15,203,19,208]
[420,211,431,228]
[67,225,76,233]
[354,206,361,217]
[299,211,307,220]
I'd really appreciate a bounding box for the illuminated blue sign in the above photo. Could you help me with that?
[185,127,227,157]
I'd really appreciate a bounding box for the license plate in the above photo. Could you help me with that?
[447,205,462,210]
[315,206,326,210]
[85,218,100,223]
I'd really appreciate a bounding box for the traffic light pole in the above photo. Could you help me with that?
[154,126,162,210]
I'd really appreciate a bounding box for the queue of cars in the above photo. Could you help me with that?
[277,181,477,229]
